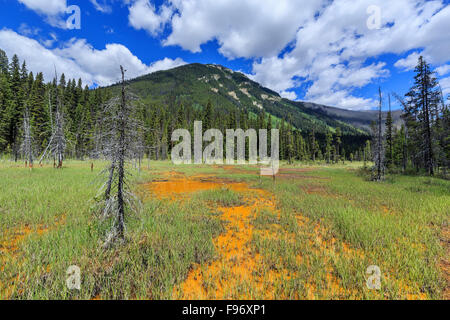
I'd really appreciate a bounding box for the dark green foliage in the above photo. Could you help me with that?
[0,71,11,149]
[1,51,446,172]
[29,72,49,152]
[0,51,110,161]
[0,49,8,74]
[401,56,446,176]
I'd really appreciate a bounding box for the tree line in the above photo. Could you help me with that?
[377,56,449,178]
[0,49,109,163]
[0,49,367,165]
[0,49,448,177]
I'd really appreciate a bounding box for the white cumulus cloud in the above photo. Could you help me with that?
[18,0,67,15]
[0,29,186,86]
[126,0,450,109]
[249,0,450,109]
[127,0,325,59]
[17,0,70,28]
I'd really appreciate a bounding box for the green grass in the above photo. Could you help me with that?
[0,160,223,299]
[193,188,245,207]
[0,160,448,300]
[251,164,449,299]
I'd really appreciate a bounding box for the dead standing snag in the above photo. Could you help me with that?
[93,66,145,248]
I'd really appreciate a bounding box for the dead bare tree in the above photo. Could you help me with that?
[372,87,385,181]
[39,79,67,168]
[20,106,34,169]
[93,66,145,248]
[39,103,66,168]
[53,109,66,168]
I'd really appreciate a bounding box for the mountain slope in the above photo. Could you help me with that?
[109,63,400,136]
[298,101,403,131]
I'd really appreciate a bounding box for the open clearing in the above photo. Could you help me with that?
[0,161,448,300]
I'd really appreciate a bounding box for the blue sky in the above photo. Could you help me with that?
[0,0,449,111]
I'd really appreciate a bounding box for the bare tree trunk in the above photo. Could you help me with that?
[21,107,33,169]
[138,155,141,174]
[403,123,408,173]
[116,66,126,240]
[372,87,385,181]
[377,88,382,179]
[105,159,116,200]
[423,65,434,176]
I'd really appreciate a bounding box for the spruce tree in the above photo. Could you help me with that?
[29,72,49,153]
[404,56,440,175]
[204,100,213,130]
[334,127,342,163]
[325,130,333,164]
[0,72,12,149]
[8,54,22,160]
[0,49,8,74]
[385,94,394,168]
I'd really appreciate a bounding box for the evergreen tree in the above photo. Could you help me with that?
[286,121,294,164]
[0,49,8,75]
[0,71,12,149]
[325,130,333,164]
[29,72,49,152]
[7,54,23,160]
[385,94,394,168]
[334,127,342,163]
[404,56,440,175]
[204,100,213,130]
[309,129,317,161]
[393,125,406,171]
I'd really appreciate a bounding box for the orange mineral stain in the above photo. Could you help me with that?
[147,175,249,201]
[148,173,281,299]
[0,215,66,299]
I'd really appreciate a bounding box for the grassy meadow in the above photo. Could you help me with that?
[0,160,448,300]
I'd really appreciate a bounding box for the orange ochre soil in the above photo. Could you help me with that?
[147,172,365,300]
[0,216,65,299]
[0,168,438,300]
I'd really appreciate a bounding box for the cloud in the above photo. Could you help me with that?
[128,0,173,36]
[394,52,422,71]
[249,0,450,109]
[0,29,186,86]
[14,0,450,110]
[17,0,71,28]
[41,33,58,48]
[309,90,377,111]
[436,64,450,76]
[18,0,67,15]
[18,23,41,36]
[147,57,186,73]
[440,76,450,96]
[126,0,449,109]
[127,0,325,59]
[90,0,113,13]
[280,91,297,100]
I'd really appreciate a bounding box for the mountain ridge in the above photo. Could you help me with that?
[107,63,402,135]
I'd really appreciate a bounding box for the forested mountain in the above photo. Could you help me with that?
[115,63,377,134]
[106,63,376,159]
[0,49,448,175]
